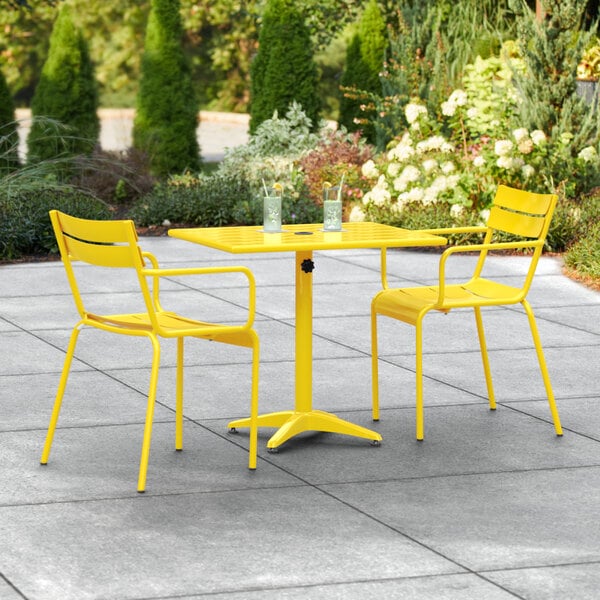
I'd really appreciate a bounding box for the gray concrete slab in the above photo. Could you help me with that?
[385,345,600,401]
[0,331,89,376]
[0,370,175,432]
[322,466,600,571]
[485,562,600,600]
[205,403,598,485]
[0,422,298,504]
[0,487,460,600]
[186,574,519,599]
[314,306,598,357]
[1,237,599,599]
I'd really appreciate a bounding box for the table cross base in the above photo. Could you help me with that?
[228,410,382,450]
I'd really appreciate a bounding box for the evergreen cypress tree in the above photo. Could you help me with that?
[133,0,200,177]
[338,0,387,143]
[339,34,370,134]
[27,3,99,164]
[249,0,321,134]
[0,68,20,173]
[510,0,600,151]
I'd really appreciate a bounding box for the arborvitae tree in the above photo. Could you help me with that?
[339,34,370,134]
[0,68,20,173]
[27,3,99,164]
[510,0,600,151]
[249,0,321,134]
[133,0,200,177]
[338,0,387,144]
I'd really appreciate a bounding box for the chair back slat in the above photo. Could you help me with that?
[494,185,554,215]
[63,234,142,268]
[487,206,546,238]
[486,184,556,239]
[53,210,137,244]
[51,210,142,268]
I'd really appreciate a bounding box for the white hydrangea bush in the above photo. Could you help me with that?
[359,87,600,225]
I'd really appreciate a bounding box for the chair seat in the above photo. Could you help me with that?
[86,311,255,347]
[373,278,523,324]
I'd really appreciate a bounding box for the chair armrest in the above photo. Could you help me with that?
[141,260,257,328]
[419,226,487,236]
[436,239,543,304]
[379,227,487,289]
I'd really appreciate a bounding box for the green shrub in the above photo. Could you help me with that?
[564,222,600,279]
[0,185,110,260]
[510,0,599,157]
[298,128,374,214]
[338,0,387,144]
[249,0,321,133]
[129,172,252,227]
[563,191,600,279]
[219,102,322,200]
[231,192,322,226]
[133,0,201,177]
[70,148,156,206]
[27,3,99,167]
[0,69,20,174]
[545,198,583,252]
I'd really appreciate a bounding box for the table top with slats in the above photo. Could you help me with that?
[168,222,447,254]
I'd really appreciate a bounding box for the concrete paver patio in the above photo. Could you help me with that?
[1,236,599,600]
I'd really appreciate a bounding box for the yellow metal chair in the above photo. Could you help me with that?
[41,210,260,492]
[371,184,563,440]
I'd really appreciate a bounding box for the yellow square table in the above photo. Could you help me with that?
[169,222,446,451]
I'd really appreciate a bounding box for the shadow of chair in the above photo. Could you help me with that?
[41,210,260,492]
[371,185,563,440]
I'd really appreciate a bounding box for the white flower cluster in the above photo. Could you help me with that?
[362,175,391,207]
[578,146,598,163]
[490,128,548,176]
[441,89,468,117]
[361,159,379,179]
[417,136,454,154]
[405,103,427,125]
[361,119,460,213]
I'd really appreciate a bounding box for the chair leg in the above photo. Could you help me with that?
[137,335,161,493]
[474,307,497,410]
[522,300,563,436]
[371,307,380,422]
[40,324,82,465]
[415,315,425,441]
[248,331,260,470]
[175,337,184,451]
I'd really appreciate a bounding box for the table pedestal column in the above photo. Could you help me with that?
[228,250,382,451]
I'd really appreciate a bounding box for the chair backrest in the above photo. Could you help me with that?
[49,210,150,319]
[472,185,557,291]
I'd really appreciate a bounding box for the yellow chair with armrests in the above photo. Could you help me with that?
[41,210,260,492]
[371,185,562,440]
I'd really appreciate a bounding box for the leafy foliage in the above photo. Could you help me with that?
[298,128,374,212]
[220,102,322,195]
[0,183,109,260]
[564,221,600,278]
[133,0,201,177]
[373,0,519,146]
[338,0,387,143]
[27,3,99,167]
[129,172,251,227]
[0,68,20,173]
[563,190,600,277]
[509,0,600,153]
[70,148,156,205]
[249,0,321,133]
